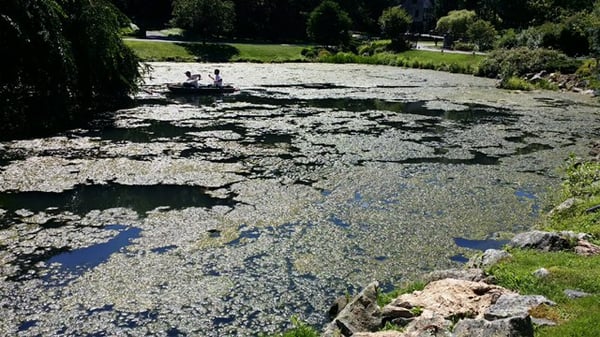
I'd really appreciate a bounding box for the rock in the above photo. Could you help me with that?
[548,197,578,216]
[508,231,573,251]
[528,71,547,83]
[564,289,591,299]
[559,231,591,241]
[585,205,600,214]
[574,239,600,256]
[424,268,490,283]
[466,249,512,269]
[531,317,557,327]
[323,281,382,337]
[403,310,453,337]
[328,295,350,320]
[532,268,550,278]
[484,294,555,320]
[453,314,534,337]
[353,332,404,337]
[385,279,512,320]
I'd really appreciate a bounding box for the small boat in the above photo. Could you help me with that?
[166,83,238,95]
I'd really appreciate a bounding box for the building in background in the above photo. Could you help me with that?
[399,0,435,33]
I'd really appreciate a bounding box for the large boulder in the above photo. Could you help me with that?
[484,293,555,320]
[466,249,512,269]
[508,231,573,251]
[424,268,491,283]
[453,314,534,337]
[383,278,512,320]
[323,281,382,337]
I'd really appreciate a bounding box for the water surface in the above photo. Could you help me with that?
[1,63,599,336]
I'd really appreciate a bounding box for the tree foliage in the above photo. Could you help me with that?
[379,7,413,51]
[109,0,172,34]
[171,0,235,40]
[306,1,352,46]
[436,9,476,39]
[0,0,142,140]
[467,19,497,51]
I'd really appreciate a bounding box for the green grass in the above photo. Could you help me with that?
[124,40,308,63]
[124,40,198,62]
[124,39,483,75]
[543,159,600,238]
[499,76,535,90]
[488,250,600,337]
[229,43,308,62]
[487,157,600,337]
[317,49,484,75]
[263,317,319,337]
[401,50,484,69]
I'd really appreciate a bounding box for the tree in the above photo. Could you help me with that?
[108,0,172,36]
[589,1,600,59]
[171,0,235,40]
[379,6,413,51]
[0,0,141,140]
[306,0,352,46]
[436,9,476,40]
[467,19,497,51]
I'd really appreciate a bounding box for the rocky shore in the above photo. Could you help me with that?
[324,230,600,337]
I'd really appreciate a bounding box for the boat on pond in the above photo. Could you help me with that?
[167,83,238,95]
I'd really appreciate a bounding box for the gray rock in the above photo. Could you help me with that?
[322,281,382,337]
[548,198,577,216]
[484,294,555,320]
[424,268,490,283]
[564,289,591,299]
[328,295,349,320]
[466,249,512,269]
[453,314,534,337]
[508,231,573,251]
[532,268,550,278]
[531,317,557,327]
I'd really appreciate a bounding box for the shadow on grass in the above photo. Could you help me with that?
[177,43,239,62]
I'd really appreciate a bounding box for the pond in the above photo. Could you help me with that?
[1,63,599,336]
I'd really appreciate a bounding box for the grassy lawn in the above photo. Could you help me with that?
[124,40,197,62]
[402,49,484,69]
[124,40,308,63]
[124,39,484,74]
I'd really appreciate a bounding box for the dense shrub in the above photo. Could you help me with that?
[453,41,476,51]
[357,40,391,56]
[496,29,519,49]
[476,47,581,78]
[495,16,590,57]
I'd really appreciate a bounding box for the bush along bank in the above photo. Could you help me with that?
[276,142,600,337]
[305,45,599,95]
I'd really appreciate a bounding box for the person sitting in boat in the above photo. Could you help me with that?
[208,69,223,87]
[184,71,201,88]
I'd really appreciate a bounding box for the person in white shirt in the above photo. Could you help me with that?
[208,69,223,87]
[184,71,201,88]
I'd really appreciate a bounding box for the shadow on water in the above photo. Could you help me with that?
[83,120,203,143]
[0,183,237,217]
[236,95,517,126]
